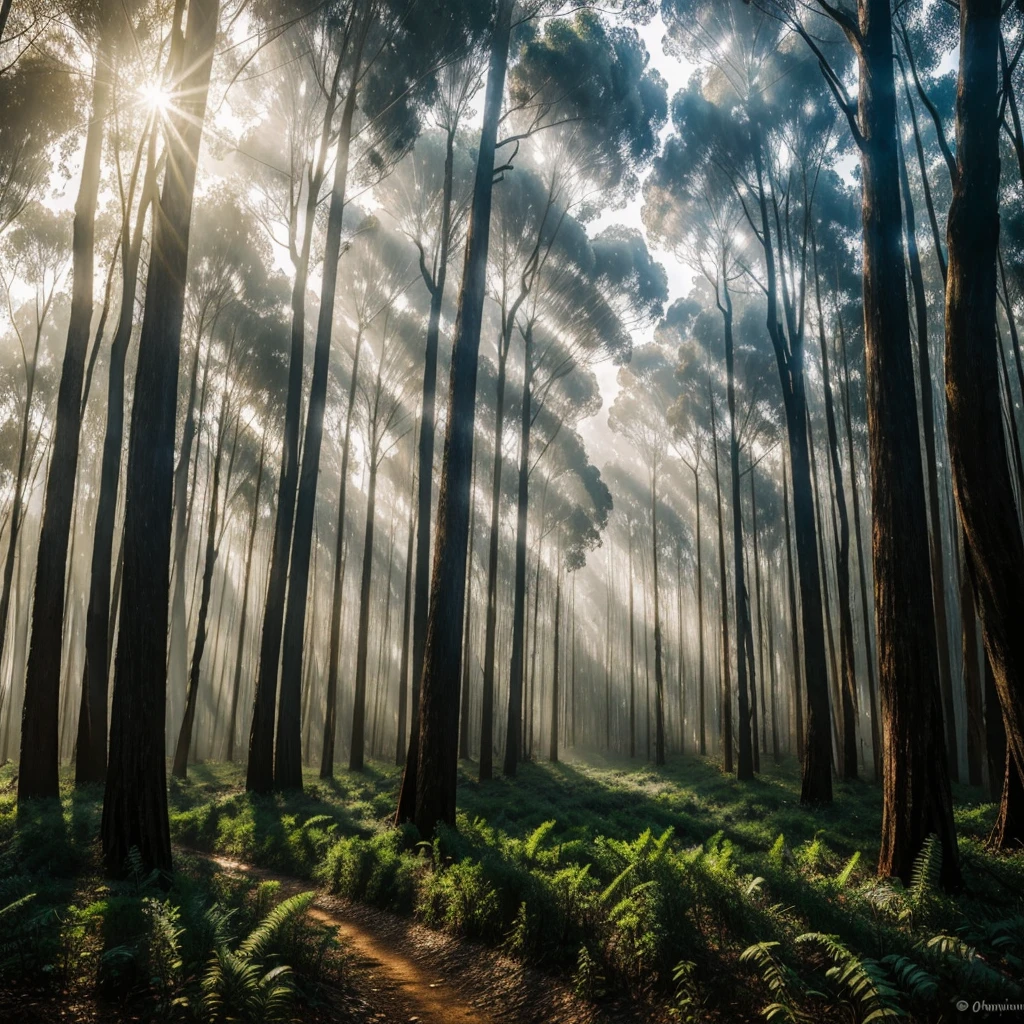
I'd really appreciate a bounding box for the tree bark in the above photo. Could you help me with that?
[854,0,959,889]
[549,540,562,763]
[247,47,346,795]
[19,26,113,801]
[651,467,666,766]
[277,23,367,791]
[172,401,227,778]
[813,243,858,780]
[503,326,532,776]
[897,130,958,781]
[100,0,219,876]
[711,395,733,773]
[720,282,753,781]
[946,0,1024,835]
[226,436,265,762]
[407,0,513,837]
[479,337,509,780]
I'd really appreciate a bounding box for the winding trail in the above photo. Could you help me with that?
[184,847,653,1024]
[200,851,492,1024]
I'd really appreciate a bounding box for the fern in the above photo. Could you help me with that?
[668,959,704,1023]
[880,954,938,1003]
[739,940,814,1024]
[908,836,941,907]
[798,932,904,1021]
[202,891,314,1024]
[524,820,556,861]
[837,851,861,887]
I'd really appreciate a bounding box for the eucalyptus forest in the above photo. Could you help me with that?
[1,0,1023,1021]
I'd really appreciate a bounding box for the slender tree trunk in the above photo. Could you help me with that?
[101,0,219,875]
[320,328,364,777]
[783,465,804,762]
[695,466,706,756]
[837,319,879,780]
[401,124,458,816]
[19,27,113,800]
[628,525,636,759]
[721,284,753,781]
[959,528,985,788]
[676,542,684,754]
[458,449,479,761]
[549,540,562,763]
[77,112,155,782]
[711,396,733,773]
[651,467,666,767]
[503,329,532,776]
[404,0,513,835]
[277,24,368,791]
[227,436,265,762]
[813,245,858,780]
[855,0,959,888]
[396,476,416,766]
[946,0,1024,840]
[172,404,226,778]
[479,338,509,780]
[247,50,345,796]
[897,132,958,781]
[752,146,830,804]
[751,465,766,765]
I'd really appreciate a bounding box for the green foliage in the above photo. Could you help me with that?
[797,932,904,1021]
[201,891,313,1023]
[2,758,1021,1021]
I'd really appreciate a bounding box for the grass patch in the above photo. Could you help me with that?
[2,755,1021,1022]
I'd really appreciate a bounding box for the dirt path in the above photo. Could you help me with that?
[202,851,490,1024]
[188,849,658,1024]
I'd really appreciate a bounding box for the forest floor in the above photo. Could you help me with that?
[1,755,1022,1022]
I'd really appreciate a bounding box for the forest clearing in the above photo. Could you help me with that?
[2,0,1024,1020]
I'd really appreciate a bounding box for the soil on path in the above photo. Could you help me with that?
[196,850,660,1024]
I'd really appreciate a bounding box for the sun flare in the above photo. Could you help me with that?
[139,80,172,112]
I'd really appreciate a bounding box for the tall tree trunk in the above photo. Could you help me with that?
[503,328,532,776]
[751,146,831,804]
[0,319,42,729]
[19,27,113,801]
[458,449,479,761]
[721,282,753,781]
[711,395,733,773]
[783,464,804,762]
[101,0,219,876]
[855,0,959,888]
[897,132,958,781]
[628,524,636,759]
[396,475,416,766]
[350,361,385,773]
[479,337,509,780]
[320,327,364,777]
[813,245,858,780]
[946,0,1024,837]
[407,0,514,838]
[403,123,458,809]
[651,467,666,766]
[695,467,706,756]
[277,25,367,791]
[959,528,985,788]
[549,539,562,763]
[751,465,766,764]
[247,49,346,796]
[676,542,684,753]
[172,404,227,778]
[226,436,265,762]
[837,315,879,779]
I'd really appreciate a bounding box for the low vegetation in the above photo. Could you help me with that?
[4,757,1019,1022]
